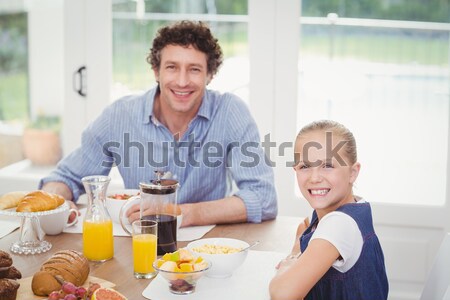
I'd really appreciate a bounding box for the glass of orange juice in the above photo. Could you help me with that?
[132,220,158,279]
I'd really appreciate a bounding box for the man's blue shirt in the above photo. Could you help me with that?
[40,87,278,222]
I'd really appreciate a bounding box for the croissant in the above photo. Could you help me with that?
[0,191,27,210]
[16,191,65,212]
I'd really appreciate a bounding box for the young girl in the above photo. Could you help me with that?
[269,120,388,300]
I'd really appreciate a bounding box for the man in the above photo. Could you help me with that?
[40,20,277,226]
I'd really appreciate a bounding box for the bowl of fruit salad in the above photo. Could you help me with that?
[106,189,139,223]
[153,248,210,295]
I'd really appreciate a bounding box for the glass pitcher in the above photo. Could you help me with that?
[120,171,180,255]
[82,175,114,261]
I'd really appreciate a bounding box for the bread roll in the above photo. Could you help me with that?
[32,250,90,296]
[16,190,65,212]
[31,271,61,296]
[0,191,27,210]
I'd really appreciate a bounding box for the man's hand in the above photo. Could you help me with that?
[125,202,181,223]
[67,200,80,223]
[125,202,140,223]
[123,196,247,227]
[41,181,79,224]
[179,196,247,227]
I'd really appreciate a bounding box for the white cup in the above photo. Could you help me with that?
[39,206,78,235]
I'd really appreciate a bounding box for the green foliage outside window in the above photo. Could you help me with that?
[0,12,28,121]
[27,114,61,132]
[112,0,247,14]
[302,0,449,22]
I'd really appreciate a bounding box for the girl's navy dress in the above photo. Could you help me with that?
[300,202,389,300]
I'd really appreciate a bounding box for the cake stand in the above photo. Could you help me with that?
[0,201,69,254]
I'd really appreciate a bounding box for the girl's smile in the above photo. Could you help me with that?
[309,188,330,196]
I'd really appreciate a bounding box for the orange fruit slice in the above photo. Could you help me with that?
[179,263,194,272]
[156,259,165,268]
[91,287,128,300]
[162,253,172,261]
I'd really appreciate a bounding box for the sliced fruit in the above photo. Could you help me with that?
[156,259,165,268]
[157,248,206,274]
[193,261,208,271]
[170,251,180,262]
[179,263,194,272]
[178,248,194,262]
[162,253,172,261]
[160,261,178,272]
[91,287,127,300]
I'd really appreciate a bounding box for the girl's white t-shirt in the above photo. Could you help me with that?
[309,199,366,273]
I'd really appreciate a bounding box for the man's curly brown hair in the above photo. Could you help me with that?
[147,20,223,76]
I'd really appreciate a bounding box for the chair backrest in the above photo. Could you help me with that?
[420,233,450,300]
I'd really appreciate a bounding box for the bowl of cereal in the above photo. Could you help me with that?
[187,238,249,278]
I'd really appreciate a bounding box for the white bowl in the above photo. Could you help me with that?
[106,189,139,223]
[187,238,249,278]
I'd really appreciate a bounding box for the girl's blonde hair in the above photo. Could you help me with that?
[296,120,357,165]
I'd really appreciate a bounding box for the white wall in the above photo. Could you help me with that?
[28,0,64,119]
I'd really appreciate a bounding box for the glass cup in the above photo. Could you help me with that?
[132,219,158,279]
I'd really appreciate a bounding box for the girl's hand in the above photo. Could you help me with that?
[276,253,301,270]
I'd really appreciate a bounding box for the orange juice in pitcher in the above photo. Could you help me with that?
[82,175,114,261]
[83,220,114,261]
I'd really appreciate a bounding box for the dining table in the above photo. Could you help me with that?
[0,215,304,299]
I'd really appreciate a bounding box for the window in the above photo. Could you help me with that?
[0,8,28,167]
[297,1,449,205]
[0,1,64,169]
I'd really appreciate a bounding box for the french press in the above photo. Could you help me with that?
[120,171,180,255]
